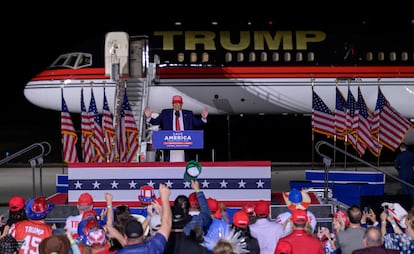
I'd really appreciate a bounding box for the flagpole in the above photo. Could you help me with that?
[333,80,339,169]
[311,79,315,169]
[376,81,381,168]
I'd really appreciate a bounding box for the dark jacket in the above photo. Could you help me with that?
[149,109,205,130]
[394,150,414,179]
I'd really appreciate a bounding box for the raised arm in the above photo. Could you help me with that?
[157,183,172,240]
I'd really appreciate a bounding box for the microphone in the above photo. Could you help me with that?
[175,111,180,118]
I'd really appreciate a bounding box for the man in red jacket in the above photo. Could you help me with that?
[274,209,324,254]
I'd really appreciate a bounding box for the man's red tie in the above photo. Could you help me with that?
[176,115,180,130]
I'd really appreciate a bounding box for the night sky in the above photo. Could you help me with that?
[0,3,410,164]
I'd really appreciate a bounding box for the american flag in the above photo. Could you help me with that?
[81,87,94,162]
[88,90,106,162]
[346,87,356,134]
[67,161,272,208]
[334,87,347,140]
[312,89,335,137]
[345,87,367,156]
[355,87,382,156]
[61,89,79,163]
[102,88,117,162]
[371,87,413,151]
[118,91,140,162]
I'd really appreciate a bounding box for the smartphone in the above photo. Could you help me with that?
[384,205,389,215]
[364,206,370,213]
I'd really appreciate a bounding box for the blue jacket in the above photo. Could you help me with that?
[183,191,212,236]
[116,233,167,254]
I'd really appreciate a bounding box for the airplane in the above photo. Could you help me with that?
[24,20,414,148]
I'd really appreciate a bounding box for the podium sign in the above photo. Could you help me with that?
[152,130,204,149]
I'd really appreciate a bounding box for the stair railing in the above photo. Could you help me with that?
[315,140,414,203]
[0,141,52,197]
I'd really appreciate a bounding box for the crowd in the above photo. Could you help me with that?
[1,183,413,254]
[1,158,414,254]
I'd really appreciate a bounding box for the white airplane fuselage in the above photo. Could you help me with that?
[24,29,414,144]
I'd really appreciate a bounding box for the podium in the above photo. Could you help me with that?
[152,130,204,161]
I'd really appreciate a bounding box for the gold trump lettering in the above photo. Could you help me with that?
[153,30,326,51]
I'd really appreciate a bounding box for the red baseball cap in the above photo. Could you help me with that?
[82,209,98,220]
[78,193,93,206]
[9,196,26,212]
[232,210,249,229]
[333,210,349,227]
[207,198,218,213]
[172,95,183,104]
[292,209,308,224]
[242,203,256,216]
[188,192,199,208]
[254,200,270,218]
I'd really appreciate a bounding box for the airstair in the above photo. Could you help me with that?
[106,32,155,162]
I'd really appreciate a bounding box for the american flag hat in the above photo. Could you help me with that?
[138,185,155,205]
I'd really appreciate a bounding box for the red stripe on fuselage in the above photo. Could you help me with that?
[31,66,414,81]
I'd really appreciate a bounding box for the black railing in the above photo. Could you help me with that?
[0,142,52,197]
[315,140,413,203]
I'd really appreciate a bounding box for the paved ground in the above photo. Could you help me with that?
[0,163,402,215]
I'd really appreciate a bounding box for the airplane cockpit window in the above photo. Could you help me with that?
[53,55,68,66]
[66,54,79,67]
[49,52,92,69]
[78,54,92,67]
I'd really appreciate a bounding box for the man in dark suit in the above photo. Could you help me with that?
[144,95,208,161]
[352,226,399,254]
[394,143,414,201]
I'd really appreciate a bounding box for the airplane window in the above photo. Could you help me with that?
[401,52,408,61]
[284,52,291,62]
[190,52,197,62]
[249,52,256,62]
[378,52,384,61]
[225,52,232,62]
[202,53,209,62]
[272,52,280,62]
[389,52,396,62]
[307,52,314,62]
[177,53,184,63]
[296,52,303,62]
[366,52,373,62]
[237,52,244,62]
[260,52,267,62]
